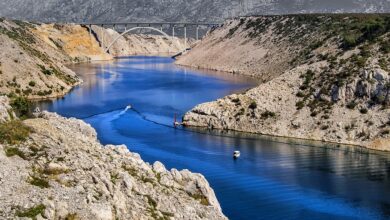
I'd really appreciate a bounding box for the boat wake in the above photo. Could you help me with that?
[119,105,132,116]
[82,106,361,155]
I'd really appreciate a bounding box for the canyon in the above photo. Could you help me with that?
[0,18,223,219]
[0,19,186,100]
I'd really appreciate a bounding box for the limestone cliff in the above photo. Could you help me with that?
[0,19,82,100]
[180,14,390,151]
[0,18,188,101]
[0,97,226,219]
[34,24,113,62]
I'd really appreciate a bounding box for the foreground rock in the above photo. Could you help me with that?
[181,15,390,151]
[0,102,226,219]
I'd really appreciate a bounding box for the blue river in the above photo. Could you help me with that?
[37,56,390,220]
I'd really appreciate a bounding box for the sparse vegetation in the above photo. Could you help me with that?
[248,101,257,109]
[261,110,276,119]
[29,81,36,87]
[28,175,50,188]
[189,193,210,206]
[360,108,368,114]
[235,108,245,117]
[65,213,78,220]
[0,120,31,144]
[10,96,30,118]
[381,129,390,136]
[16,204,46,220]
[296,101,305,110]
[4,147,26,159]
[346,101,357,110]
[110,173,119,184]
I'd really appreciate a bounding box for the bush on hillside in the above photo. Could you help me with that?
[0,120,31,145]
[10,96,30,118]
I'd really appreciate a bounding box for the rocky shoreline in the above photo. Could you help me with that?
[179,15,390,151]
[0,96,226,219]
[0,18,187,101]
[0,18,228,219]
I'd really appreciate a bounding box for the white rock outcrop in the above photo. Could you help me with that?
[0,99,226,219]
[180,15,390,151]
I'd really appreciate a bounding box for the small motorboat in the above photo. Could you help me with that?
[233,151,241,159]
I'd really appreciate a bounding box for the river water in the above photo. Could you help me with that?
[37,57,390,220]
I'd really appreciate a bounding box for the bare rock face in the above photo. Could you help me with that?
[0,105,226,219]
[0,96,14,122]
[34,23,113,62]
[0,19,82,100]
[0,18,190,101]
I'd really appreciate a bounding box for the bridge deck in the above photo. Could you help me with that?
[81,22,221,26]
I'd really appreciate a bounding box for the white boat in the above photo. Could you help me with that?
[233,151,241,159]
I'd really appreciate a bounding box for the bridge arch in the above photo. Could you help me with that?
[104,26,183,53]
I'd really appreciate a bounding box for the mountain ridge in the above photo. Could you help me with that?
[0,0,389,23]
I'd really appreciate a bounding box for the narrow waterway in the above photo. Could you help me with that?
[37,57,390,220]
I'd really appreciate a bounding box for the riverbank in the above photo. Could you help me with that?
[37,56,390,220]
[178,14,390,151]
[0,95,226,219]
[0,18,188,101]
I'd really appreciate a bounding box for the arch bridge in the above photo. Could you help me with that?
[81,22,221,53]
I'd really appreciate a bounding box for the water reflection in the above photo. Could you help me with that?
[37,57,390,220]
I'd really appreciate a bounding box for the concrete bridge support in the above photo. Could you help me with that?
[184,25,187,49]
[196,26,200,41]
[82,22,220,53]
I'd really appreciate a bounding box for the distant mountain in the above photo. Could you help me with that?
[0,0,389,23]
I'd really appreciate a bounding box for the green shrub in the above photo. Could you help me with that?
[342,34,359,49]
[381,130,390,136]
[42,69,52,75]
[0,120,30,144]
[10,96,30,118]
[303,70,315,86]
[296,101,305,110]
[248,101,257,109]
[65,214,78,220]
[380,40,390,53]
[346,101,357,110]
[29,176,50,188]
[16,204,46,219]
[360,108,368,114]
[231,98,240,103]
[4,147,26,159]
[189,193,210,206]
[28,81,36,87]
[38,64,52,75]
[296,91,305,98]
[261,110,276,119]
[321,125,329,130]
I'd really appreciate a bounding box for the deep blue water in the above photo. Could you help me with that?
[38,57,390,220]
